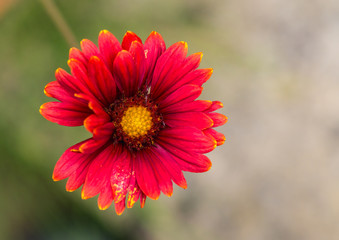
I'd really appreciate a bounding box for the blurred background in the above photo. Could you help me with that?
[1,0,339,239]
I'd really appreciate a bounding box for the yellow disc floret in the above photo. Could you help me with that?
[120,106,153,138]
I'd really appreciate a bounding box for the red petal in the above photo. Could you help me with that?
[205,100,223,112]
[88,56,117,105]
[113,50,137,96]
[111,148,132,203]
[157,52,203,100]
[140,192,146,208]
[55,68,83,94]
[204,128,225,146]
[121,31,142,50]
[158,127,216,153]
[81,145,118,199]
[74,93,106,115]
[159,84,203,110]
[114,200,126,215]
[98,30,122,72]
[80,39,101,59]
[44,81,71,101]
[162,100,212,114]
[151,145,187,189]
[69,47,87,66]
[84,113,110,133]
[151,41,188,99]
[53,140,92,181]
[134,152,160,200]
[65,164,90,192]
[97,182,114,210]
[157,139,212,173]
[40,102,91,126]
[164,112,214,130]
[174,68,213,89]
[44,81,88,108]
[68,59,98,99]
[144,149,173,197]
[93,122,115,138]
[207,112,228,127]
[79,138,108,154]
[127,174,141,208]
[143,31,166,84]
[129,41,146,88]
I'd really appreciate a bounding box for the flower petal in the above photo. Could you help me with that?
[158,127,216,153]
[52,140,93,181]
[151,41,188,99]
[98,30,122,72]
[151,145,187,189]
[129,41,146,88]
[80,39,101,59]
[164,112,214,130]
[44,81,72,101]
[88,55,117,105]
[84,113,110,133]
[114,199,126,215]
[68,58,98,99]
[205,100,223,112]
[55,68,83,94]
[134,152,160,200]
[121,31,142,50]
[157,139,212,173]
[140,192,146,208]
[143,31,166,84]
[204,128,226,146]
[171,68,213,92]
[74,93,106,116]
[40,102,91,126]
[126,174,140,208]
[157,52,203,100]
[161,100,212,114]
[81,145,118,199]
[159,84,203,110]
[65,165,90,192]
[93,122,115,138]
[79,138,109,154]
[113,50,137,96]
[69,47,87,66]
[144,149,173,197]
[97,182,114,210]
[207,112,228,127]
[111,148,132,203]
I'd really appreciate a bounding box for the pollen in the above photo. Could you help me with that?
[120,106,153,138]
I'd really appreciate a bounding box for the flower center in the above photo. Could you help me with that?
[120,106,153,138]
[107,93,164,151]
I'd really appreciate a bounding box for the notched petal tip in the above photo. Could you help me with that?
[66,187,76,192]
[99,29,110,35]
[52,174,60,182]
[80,39,89,46]
[39,104,44,114]
[194,52,203,61]
[98,203,110,211]
[81,189,90,200]
[179,41,188,49]
[55,68,62,76]
[89,55,100,62]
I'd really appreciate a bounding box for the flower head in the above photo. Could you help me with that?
[40,30,227,215]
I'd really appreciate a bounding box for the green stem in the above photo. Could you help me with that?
[39,0,78,47]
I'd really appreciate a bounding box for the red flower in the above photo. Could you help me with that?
[40,30,227,215]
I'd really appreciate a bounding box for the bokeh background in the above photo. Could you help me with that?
[1,0,339,239]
